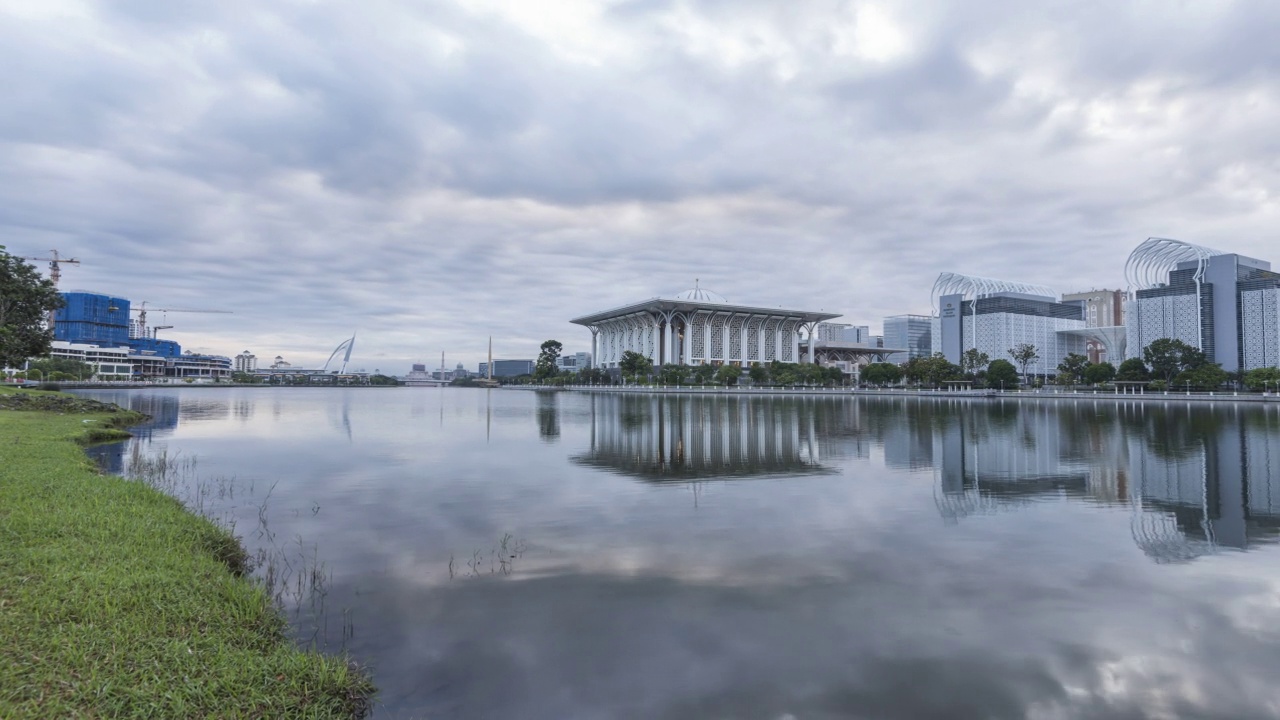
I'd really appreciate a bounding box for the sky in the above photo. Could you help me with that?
[3,0,1279,372]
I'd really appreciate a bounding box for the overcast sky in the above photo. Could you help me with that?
[3,0,1278,371]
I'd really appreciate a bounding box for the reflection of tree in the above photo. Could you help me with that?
[536,391,560,442]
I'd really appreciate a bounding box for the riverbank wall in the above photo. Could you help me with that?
[0,386,374,718]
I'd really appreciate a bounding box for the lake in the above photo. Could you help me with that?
[76,387,1280,720]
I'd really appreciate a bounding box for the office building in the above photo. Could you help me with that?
[882,314,933,363]
[556,352,593,371]
[1125,237,1280,372]
[933,273,1087,376]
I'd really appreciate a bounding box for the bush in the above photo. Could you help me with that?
[1149,380,1168,391]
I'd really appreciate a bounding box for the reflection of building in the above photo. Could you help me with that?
[922,399,1280,562]
[1125,237,1280,372]
[573,394,830,480]
[570,284,839,370]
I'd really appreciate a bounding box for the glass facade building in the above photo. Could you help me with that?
[882,314,933,364]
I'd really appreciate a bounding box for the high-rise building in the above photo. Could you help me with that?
[1125,238,1280,372]
[53,292,131,346]
[882,314,933,364]
[235,351,257,373]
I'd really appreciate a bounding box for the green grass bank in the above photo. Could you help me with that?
[0,386,374,718]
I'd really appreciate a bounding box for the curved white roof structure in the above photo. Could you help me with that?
[930,272,1057,311]
[1123,237,1223,291]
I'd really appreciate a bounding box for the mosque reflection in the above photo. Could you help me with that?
[926,400,1280,563]
[573,394,843,480]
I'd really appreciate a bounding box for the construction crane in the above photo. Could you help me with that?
[130,301,232,339]
[20,249,80,328]
[20,249,80,287]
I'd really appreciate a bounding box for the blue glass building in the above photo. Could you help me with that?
[53,292,132,346]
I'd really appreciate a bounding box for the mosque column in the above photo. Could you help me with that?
[775,324,784,364]
[720,314,731,364]
[590,326,598,369]
[703,316,713,365]
[682,314,693,365]
[662,312,674,366]
[792,322,801,364]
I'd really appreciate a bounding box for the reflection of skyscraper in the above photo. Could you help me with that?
[573,394,831,481]
[1128,409,1280,560]
[917,399,1280,561]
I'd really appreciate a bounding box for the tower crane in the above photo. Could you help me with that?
[19,249,80,327]
[130,301,232,339]
[20,249,80,287]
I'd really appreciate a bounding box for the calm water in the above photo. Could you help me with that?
[77,387,1280,720]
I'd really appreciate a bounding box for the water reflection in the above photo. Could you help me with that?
[67,389,1280,719]
[80,392,181,474]
[925,400,1280,561]
[573,394,831,480]
[535,391,559,442]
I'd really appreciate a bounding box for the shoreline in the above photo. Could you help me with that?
[561,385,1280,404]
[0,386,375,718]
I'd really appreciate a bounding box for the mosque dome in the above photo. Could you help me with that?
[675,281,727,304]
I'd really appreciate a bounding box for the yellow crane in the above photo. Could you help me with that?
[20,249,80,287]
[131,301,232,339]
[20,250,80,327]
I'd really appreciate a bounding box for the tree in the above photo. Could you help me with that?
[535,339,563,380]
[691,363,715,384]
[960,348,990,378]
[748,364,769,384]
[714,364,742,386]
[1115,358,1150,381]
[0,247,64,369]
[1174,363,1227,390]
[861,362,902,386]
[577,367,611,385]
[1242,367,1280,392]
[1083,362,1116,385]
[1142,338,1204,383]
[26,357,93,380]
[618,350,652,382]
[660,364,689,385]
[1055,353,1089,385]
[904,353,961,388]
[1008,344,1039,385]
[986,359,1019,389]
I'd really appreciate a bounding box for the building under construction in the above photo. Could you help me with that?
[48,290,232,380]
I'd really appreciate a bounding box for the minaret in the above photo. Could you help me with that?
[487,336,493,380]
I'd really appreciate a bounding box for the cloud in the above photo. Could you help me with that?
[2,0,1279,370]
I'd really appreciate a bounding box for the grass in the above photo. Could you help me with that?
[0,386,374,718]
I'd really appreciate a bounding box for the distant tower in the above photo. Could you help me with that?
[487,336,493,380]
